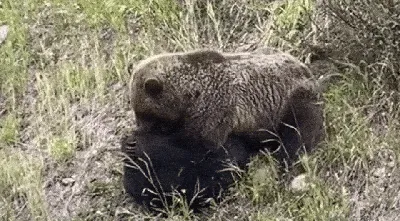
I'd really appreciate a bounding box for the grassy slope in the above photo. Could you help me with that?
[0,0,399,220]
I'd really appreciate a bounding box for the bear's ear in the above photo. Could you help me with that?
[183,50,226,64]
[144,77,163,96]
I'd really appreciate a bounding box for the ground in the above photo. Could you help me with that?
[1,0,400,220]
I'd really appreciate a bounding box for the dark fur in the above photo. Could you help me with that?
[121,130,260,212]
[273,85,325,166]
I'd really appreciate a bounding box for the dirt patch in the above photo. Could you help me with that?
[40,85,135,220]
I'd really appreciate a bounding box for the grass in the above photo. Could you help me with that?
[0,113,20,146]
[0,0,399,220]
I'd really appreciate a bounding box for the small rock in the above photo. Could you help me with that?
[290,174,309,192]
[61,177,75,186]
[372,167,386,178]
[0,25,8,45]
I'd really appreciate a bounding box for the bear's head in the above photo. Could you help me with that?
[129,50,228,123]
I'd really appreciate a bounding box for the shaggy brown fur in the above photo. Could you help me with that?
[129,47,318,149]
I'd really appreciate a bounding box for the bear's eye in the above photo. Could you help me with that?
[194,90,201,98]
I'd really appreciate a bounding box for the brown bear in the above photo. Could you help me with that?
[128,48,319,150]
